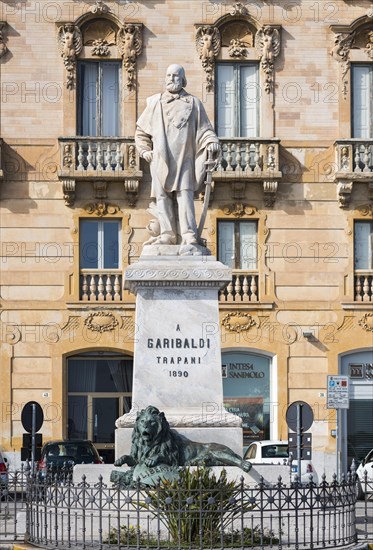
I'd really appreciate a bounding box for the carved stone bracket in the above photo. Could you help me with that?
[263,180,278,208]
[57,24,83,89]
[330,31,355,99]
[195,25,221,92]
[62,178,76,206]
[93,180,108,200]
[336,180,353,208]
[124,179,139,206]
[117,24,143,91]
[255,26,281,94]
[0,21,8,58]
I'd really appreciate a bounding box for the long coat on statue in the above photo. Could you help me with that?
[135,89,219,198]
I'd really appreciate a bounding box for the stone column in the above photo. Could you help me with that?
[115,247,243,456]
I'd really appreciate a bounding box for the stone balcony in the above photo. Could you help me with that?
[213,138,282,207]
[354,270,373,302]
[219,270,259,303]
[80,269,123,302]
[58,137,142,206]
[334,139,373,207]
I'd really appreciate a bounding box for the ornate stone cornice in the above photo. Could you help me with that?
[124,256,232,294]
[195,25,221,92]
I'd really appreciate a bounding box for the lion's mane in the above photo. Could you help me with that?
[130,406,180,466]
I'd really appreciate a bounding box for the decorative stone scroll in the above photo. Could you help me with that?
[221,312,257,333]
[57,24,83,89]
[255,26,281,94]
[62,179,76,206]
[85,202,119,216]
[117,24,143,91]
[0,22,8,58]
[358,313,373,332]
[263,180,278,208]
[195,25,221,92]
[85,312,119,333]
[330,32,356,99]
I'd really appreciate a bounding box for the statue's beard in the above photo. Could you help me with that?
[166,82,182,93]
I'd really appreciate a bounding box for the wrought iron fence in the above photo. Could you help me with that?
[0,464,372,549]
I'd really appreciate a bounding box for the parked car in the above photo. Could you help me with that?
[243,440,319,483]
[0,452,8,497]
[37,440,104,482]
[355,448,373,499]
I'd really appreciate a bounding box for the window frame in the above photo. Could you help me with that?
[354,220,373,270]
[217,218,258,270]
[215,61,260,139]
[351,63,373,139]
[77,60,122,137]
[79,218,122,270]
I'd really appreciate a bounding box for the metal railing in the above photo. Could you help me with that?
[2,464,372,549]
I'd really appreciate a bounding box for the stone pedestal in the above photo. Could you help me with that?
[115,247,243,457]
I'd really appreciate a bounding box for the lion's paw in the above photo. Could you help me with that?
[144,458,158,467]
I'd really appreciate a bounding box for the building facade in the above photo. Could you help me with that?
[0,0,372,474]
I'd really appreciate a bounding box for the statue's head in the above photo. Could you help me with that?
[165,64,187,93]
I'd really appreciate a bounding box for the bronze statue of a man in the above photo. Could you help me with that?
[135,64,220,247]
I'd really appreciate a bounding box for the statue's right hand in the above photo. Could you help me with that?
[143,151,153,163]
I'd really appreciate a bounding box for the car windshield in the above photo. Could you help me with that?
[46,443,96,459]
[262,444,288,458]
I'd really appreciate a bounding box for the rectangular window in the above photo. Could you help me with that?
[352,65,373,138]
[78,61,121,137]
[218,220,257,270]
[354,221,373,269]
[216,63,259,138]
[80,219,121,269]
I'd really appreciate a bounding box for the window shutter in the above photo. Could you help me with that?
[239,222,257,270]
[218,222,235,267]
[103,221,120,269]
[216,64,235,137]
[101,63,120,137]
[240,65,259,138]
[352,65,372,138]
[354,221,372,269]
[80,62,98,137]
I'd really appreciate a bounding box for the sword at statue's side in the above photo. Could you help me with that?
[197,149,218,240]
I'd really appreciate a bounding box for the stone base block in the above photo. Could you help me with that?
[115,426,244,459]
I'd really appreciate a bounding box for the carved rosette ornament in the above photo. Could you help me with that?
[0,22,8,58]
[358,313,373,332]
[117,24,142,91]
[85,312,119,333]
[195,26,221,92]
[222,203,257,217]
[255,26,281,94]
[85,202,119,216]
[222,312,257,333]
[57,24,83,89]
[330,32,355,99]
[90,0,109,14]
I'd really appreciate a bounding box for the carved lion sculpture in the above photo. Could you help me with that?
[114,405,252,475]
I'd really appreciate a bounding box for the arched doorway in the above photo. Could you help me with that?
[67,351,133,463]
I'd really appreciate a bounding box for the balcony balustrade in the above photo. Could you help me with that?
[335,139,373,207]
[213,138,281,207]
[58,137,142,206]
[80,269,122,301]
[354,270,373,302]
[219,271,259,303]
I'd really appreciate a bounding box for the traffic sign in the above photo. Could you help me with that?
[21,401,44,433]
[327,375,349,409]
[286,401,314,432]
